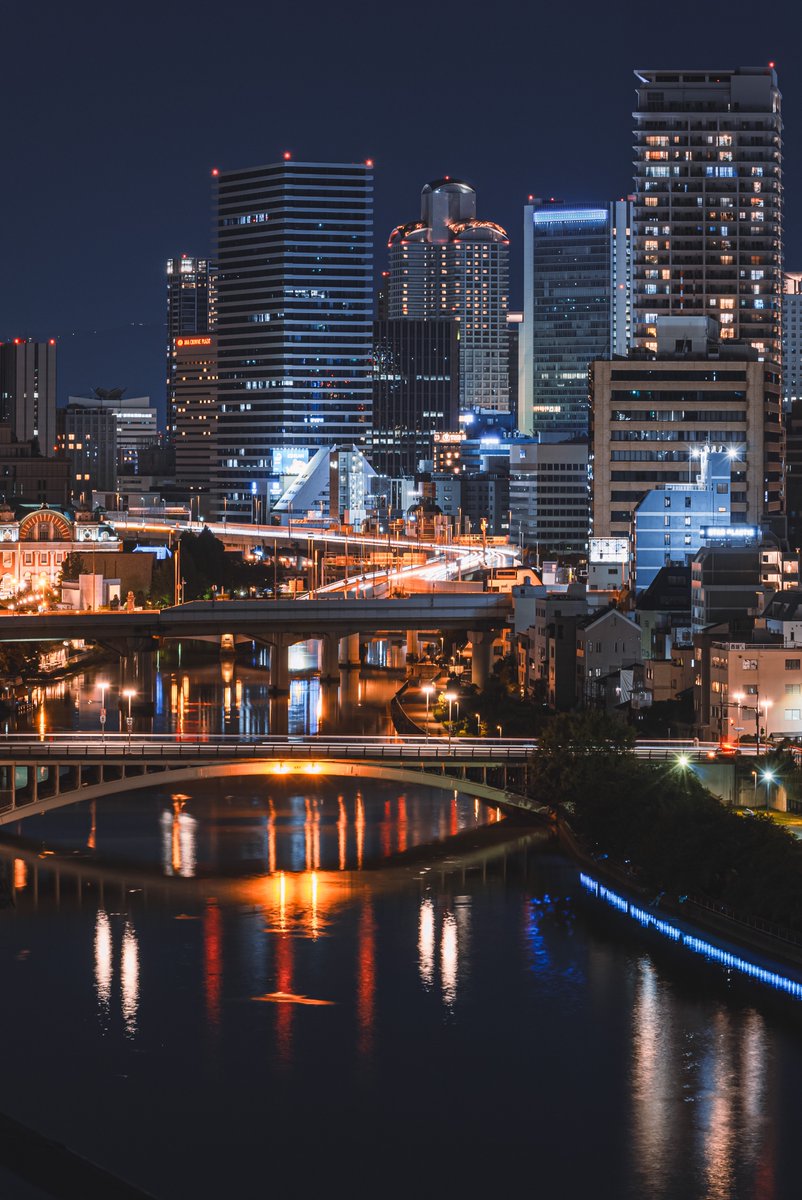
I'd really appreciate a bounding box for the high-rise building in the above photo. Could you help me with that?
[520,199,632,437]
[166,255,217,342]
[507,311,522,425]
[166,256,217,442]
[632,67,783,360]
[509,437,589,555]
[0,339,57,455]
[68,394,158,476]
[214,159,374,521]
[388,178,509,413]
[171,336,218,490]
[56,403,118,503]
[783,272,802,406]
[590,318,783,541]
[369,319,459,478]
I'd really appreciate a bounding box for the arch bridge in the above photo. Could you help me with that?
[0,735,548,827]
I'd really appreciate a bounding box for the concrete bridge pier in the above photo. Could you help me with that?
[321,633,340,683]
[270,695,289,735]
[340,632,361,670]
[269,634,292,695]
[318,679,340,732]
[469,630,494,690]
[406,630,420,661]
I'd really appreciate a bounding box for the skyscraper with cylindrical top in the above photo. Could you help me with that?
[388,178,509,414]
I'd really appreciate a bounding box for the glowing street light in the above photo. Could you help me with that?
[98,682,109,743]
[444,690,459,749]
[421,683,435,738]
[123,688,136,748]
[676,753,690,769]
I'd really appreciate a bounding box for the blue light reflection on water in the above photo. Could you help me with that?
[580,872,802,1002]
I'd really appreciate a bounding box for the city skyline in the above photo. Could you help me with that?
[2,1,800,414]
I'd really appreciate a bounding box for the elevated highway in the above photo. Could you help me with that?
[0,594,512,689]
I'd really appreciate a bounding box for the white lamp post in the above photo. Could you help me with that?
[98,682,109,744]
[123,688,136,748]
[444,691,459,749]
[422,683,435,738]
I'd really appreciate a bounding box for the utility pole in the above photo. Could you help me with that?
[173,537,182,606]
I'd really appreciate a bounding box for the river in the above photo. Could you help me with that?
[0,645,800,1199]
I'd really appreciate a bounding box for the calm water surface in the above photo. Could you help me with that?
[0,648,800,1198]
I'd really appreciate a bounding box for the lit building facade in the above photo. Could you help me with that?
[783,272,802,406]
[214,159,374,521]
[0,504,119,598]
[388,178,509,413]
[633,447,732,592]
[0,339,57,456]
[520,200,632,436]
[590,318,783,540]
[166,255,217,443]
[171,336,218,490]
[632,66,783,361]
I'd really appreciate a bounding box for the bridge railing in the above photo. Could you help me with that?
[0,734,536,764]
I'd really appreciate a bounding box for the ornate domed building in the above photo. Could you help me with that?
[0,504,120,597]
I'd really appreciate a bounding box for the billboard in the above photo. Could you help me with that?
[589,537,629,564]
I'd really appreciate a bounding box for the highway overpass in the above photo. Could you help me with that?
[2,594,512,688]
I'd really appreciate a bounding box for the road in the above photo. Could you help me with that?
[0,733,757,762]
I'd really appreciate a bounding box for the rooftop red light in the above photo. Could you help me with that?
[211,168,219,176]
[283,151,292,161]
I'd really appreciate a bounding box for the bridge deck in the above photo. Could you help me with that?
[0,734,535,766]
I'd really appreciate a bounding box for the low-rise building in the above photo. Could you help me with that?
[693,630,802,741]
[691,542,799,632]
[576,607,643,709]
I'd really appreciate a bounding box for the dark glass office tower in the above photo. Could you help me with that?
[370,319,459,477]
[214,159,374,520]
[520,200,631,437]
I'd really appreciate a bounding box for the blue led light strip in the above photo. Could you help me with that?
[579,872,802,1001]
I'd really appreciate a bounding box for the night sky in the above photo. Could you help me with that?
[3,0,801,424]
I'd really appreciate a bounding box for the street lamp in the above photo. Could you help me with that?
[731,691,745,746]
[98,681,109,744]
[123,688,136,748]
[759,698,773,754]
[444,690,459,749]
[761,768,776,810]
[421,683,435,738]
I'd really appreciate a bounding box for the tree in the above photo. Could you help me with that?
[59,552,87,584]
[533,710,637,812]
